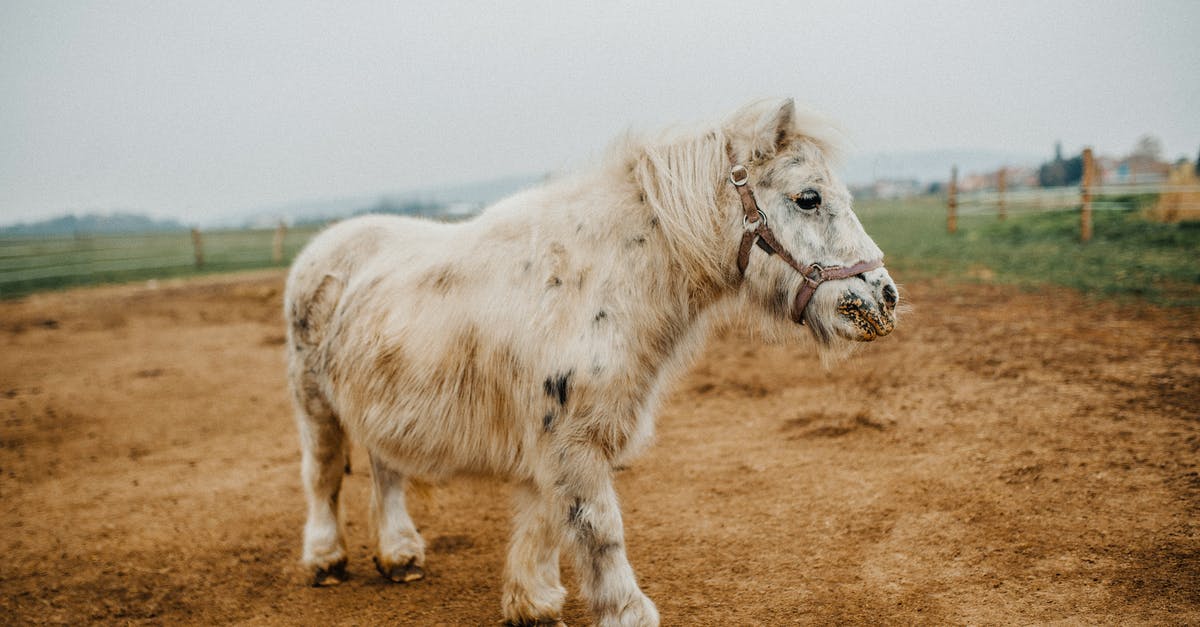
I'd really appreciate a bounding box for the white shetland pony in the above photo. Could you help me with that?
[284,98,898,626]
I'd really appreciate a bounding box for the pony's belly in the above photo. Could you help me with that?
[331,387,537,481]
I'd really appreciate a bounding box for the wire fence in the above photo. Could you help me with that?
[956,184,1200,217]
[947,151,1200,240]
[0,225,322,298]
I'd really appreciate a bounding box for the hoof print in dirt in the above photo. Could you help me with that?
[373,556,424,583]
[311,559,348,587]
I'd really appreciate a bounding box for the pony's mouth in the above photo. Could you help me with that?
[835,292,895,342]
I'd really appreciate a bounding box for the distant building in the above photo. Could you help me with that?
[866,179,924,199]
[1107,157,1169,184]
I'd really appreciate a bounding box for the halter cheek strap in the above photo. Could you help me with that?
[728,157,883,324]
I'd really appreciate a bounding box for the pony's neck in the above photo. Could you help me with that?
[628,128,742,316]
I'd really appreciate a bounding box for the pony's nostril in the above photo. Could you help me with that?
[881,284,898,309]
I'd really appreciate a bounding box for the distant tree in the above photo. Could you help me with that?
[1063,155,1083,185]
[1131,135,1164,162]
[1037,144,1084,187]
[1195,146,1199,177]
[1,212,185,236]
[1038,160,1063,187]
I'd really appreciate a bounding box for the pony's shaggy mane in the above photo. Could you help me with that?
[604,100,849,303]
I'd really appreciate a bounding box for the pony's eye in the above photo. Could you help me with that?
[792,189,821,211]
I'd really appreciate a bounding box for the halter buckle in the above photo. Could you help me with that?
[742,209,766,231]
[729,165,750,187]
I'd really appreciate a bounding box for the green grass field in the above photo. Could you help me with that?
[855,196,1200,306]
[2,202,1197,305]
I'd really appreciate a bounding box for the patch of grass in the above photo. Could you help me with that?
[855,196,1200,306]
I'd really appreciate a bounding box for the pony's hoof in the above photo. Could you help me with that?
[599,593,658,627]
[373,555,424,583]
[504,620,566,627]
[311,558,348,587]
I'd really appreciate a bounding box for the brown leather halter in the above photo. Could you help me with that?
[729,155,883,325]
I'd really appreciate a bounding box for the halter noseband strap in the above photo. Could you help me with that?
[728,153,883,325]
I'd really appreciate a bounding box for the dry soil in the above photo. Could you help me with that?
[1,271,1197,625]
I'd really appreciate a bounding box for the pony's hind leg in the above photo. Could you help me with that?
[369,453,426,582]
[294,391,349,586]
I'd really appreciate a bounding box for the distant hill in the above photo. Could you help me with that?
[0,212,187,237]
[226,173,546,228]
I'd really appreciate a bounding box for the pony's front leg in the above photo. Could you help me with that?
[502,480,567,626]
[554,447,659,627]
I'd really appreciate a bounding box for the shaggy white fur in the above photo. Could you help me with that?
[284,98,897,626]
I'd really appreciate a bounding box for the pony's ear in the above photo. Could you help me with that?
[765,98,795,154]
[730,98,796,162]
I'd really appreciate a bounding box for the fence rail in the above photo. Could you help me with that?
[947,149,1200,241]
[0,223,320,298]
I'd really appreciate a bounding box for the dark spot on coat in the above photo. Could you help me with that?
[543,411,556,433]
[631,235,646,246]
[589,541,623,583]
[542,370,573,406]
[593,310,607,323]
[649,216,659,228]
[568,497,585,528]
[548,276,562,288]
[564,498,619,579]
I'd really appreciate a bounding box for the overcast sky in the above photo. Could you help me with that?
[2,1,1197,224]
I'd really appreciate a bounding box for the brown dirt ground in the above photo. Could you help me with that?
[1,271,1197,625]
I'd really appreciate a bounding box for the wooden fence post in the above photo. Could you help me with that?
[997,167,1007,221]
[947,166,958,234]
[272,221,287,263]
[1081,148,1094,242]
[191,227,204,268]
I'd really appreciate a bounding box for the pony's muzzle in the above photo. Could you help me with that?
[835,281,897,341]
